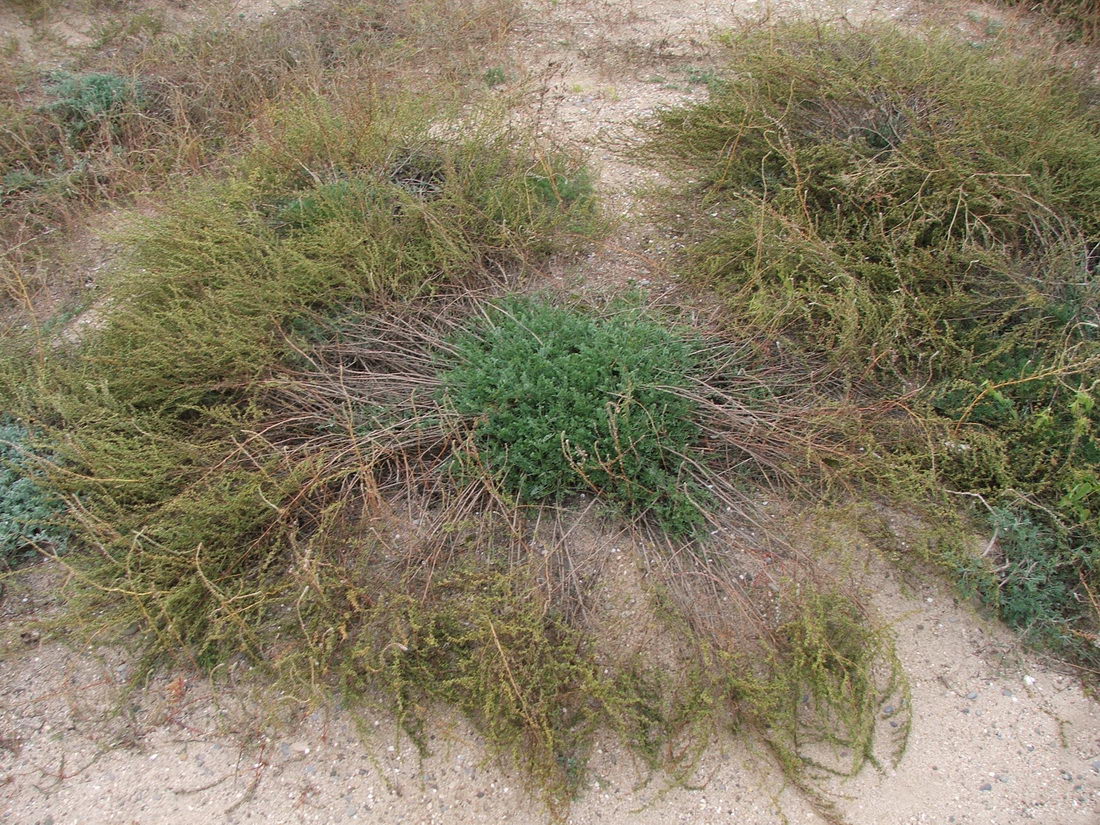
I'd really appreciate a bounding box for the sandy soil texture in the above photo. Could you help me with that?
[2,1,1099,824]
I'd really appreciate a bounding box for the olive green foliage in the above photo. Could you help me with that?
[646,25,1100,378]
[80,102,591,412]
[442,299,705,533]
[1,0,524,304]
[351,565,608,803]
[45,72,145,140]
[644,24,1100,665]
[745,589,907,778]
[7,98,595,667]
[483,67,507,87]
[0,420,68,569]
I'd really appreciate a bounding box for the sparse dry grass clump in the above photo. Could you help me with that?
[643,23,1100,672]
[998,0,1100,41]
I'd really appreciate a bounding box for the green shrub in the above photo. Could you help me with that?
[441,299,705,534]
[0,420,68,569]
[644,25,1100,379]
[352,565,607,804]
[482,67,507,87]
[987,506,1076,633]
[75,101,594,412]
[7,97,597,663]
[643,23,1100,667]
[45,72,145,140]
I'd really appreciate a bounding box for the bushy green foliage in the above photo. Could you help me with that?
[754,589,907,777]
[526,168,593,210]
[73,102,593,412]
[0,420,68,569]
[482,67,507,87]
[644,24,1100,666]
[5,98,596,663]
[986,507,1076,633]
[45,72,145,139]
[442,299,705,533]
[645,25,1100,379]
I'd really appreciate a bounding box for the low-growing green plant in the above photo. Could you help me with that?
[644,25,1100,379]
[441,298,705,534]
[482,66,507,87]
[45,71,145,140]
[0,420,68,569]
[0,0,526,309]
[642,23,1100,669]
[0,96,598,665]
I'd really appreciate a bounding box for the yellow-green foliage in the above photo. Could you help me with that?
[85,100,590,410]
[8,96,595,667]
[645,24,1100,377]
[0,0,522,303]
[643,23,1100,667]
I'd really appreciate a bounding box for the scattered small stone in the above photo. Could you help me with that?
[1023,675,1036,686]
[1001,688,1013,697]
[882,704,896,718]
[1061,770,1073,782]
[967,691,978,700]
[1091,760,1100,773]
[997,774,1009,784]
[979,783,992,792]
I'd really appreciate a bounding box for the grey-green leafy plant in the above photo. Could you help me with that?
[45,72,145,140]
[0,421,68,569]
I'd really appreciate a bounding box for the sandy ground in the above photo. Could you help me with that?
[2,1,1099,824]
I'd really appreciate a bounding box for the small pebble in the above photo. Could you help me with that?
[967,691,978,700]
[979,783,992,792]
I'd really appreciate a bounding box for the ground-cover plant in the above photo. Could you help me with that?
[642,23,1100,670]
[0,93,596,656]
[44,71,145,142]
[442,298,705,534]
[240,292,907,807]
[0,0,522,310]
[3,235,907,812]
[0,419,68,569]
